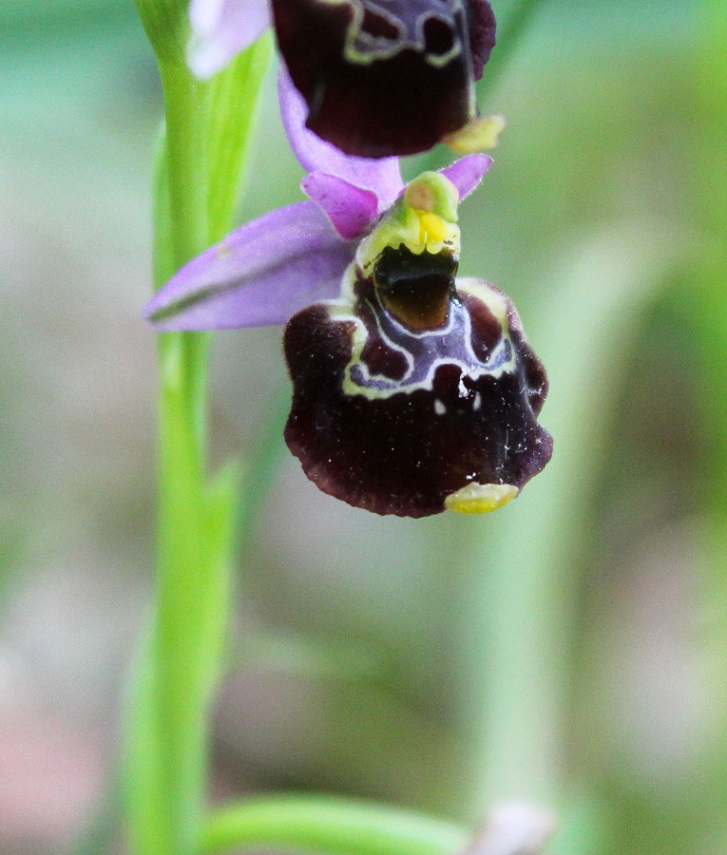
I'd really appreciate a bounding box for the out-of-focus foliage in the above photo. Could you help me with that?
[0,1,721,854]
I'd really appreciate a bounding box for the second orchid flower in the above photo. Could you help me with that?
[189,0,497,157]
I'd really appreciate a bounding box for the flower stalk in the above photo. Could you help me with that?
[126,58,216,855]
[125,32,271,855]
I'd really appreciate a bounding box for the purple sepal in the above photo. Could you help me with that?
[278,68,403,209]
[145,201,354,330]
[188,0,271,79]
[440,154,493,200]
[302,172,380,240]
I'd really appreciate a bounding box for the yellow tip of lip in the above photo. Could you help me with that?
[443,114,506,153]
[445,482,519,514]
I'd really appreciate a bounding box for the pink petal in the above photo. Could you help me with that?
[440,154,493,200]
[302,172,380,240]
[278,66,403,211]
[145,202,354,329]
[188,0,271,79]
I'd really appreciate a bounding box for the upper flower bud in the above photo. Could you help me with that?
[271,0,497,157]
[186,0,497,158]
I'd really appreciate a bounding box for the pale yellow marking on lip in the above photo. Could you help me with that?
[444,114,506,153]
[445,482,519,514]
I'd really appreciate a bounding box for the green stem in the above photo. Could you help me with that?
[156,61,213,855]
[127,59,220,855]
[159,62,210,268]
[201,796,468,855]
[126,35,272,855]
[155,58,211,512]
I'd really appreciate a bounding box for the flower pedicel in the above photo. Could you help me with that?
[145,75,552,517]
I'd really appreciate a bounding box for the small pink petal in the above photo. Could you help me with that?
[278,66,403,211]
[302,173,379,240]
[145,202,353,329]
[440,154,493,200]
[189,0,226,37]
[188,0,271,79]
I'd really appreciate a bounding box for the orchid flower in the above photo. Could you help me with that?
[145,74,552,518]
[188,0,497,157]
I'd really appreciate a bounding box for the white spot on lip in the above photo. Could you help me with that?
[458,376,467,397]
[473,391,482,411]
[434,399,446,415]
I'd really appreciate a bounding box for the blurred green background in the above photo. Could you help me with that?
[2,0,724,853]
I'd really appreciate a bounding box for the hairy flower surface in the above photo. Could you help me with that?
[146,75,552,517]
[188,0,496,157]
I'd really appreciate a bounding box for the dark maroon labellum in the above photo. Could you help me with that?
[284,248,552,518]
[271,0,497,157]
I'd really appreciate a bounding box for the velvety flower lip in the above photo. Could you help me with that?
[145,72,492,331]
[280,70,492,206]
[284,275,553,517]
[272,0,497,157]
[187,0,496,158]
